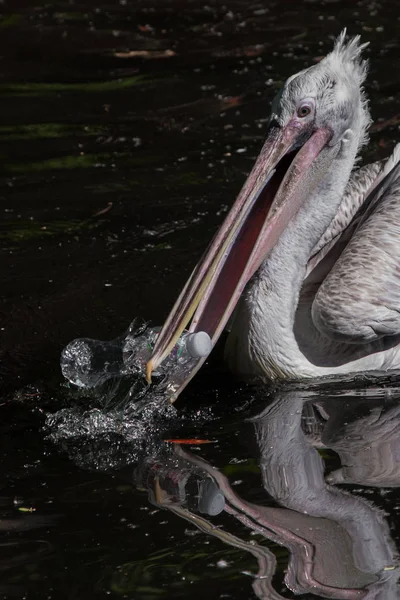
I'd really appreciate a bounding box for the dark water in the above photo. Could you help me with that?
[2,1,400,598]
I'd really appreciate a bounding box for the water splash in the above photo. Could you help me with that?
[45,393,179,470]
[45,320,215,470]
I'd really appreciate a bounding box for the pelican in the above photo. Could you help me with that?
[146,31,400,400]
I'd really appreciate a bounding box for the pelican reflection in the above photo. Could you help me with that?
[134,390,400,598]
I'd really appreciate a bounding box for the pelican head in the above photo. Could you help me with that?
[147,31,371,399]
[271,31,370,149]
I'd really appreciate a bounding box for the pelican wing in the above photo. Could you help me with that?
[311,161,383,256]
[306,146,400,277]
[311,145,400,343]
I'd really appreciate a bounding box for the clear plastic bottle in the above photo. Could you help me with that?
[61,336,125,388]
[60,320,212,390]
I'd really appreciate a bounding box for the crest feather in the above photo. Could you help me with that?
[330,29,369,85]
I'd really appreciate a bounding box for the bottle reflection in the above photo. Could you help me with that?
[133,390,400,599]
[135,451,225,517]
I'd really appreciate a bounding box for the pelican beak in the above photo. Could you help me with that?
[147,121,333,398]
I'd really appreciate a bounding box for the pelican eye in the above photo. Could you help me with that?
[297,103,313,118]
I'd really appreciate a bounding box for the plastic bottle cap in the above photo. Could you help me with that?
[198,479,225,516]
[186,332,212,358]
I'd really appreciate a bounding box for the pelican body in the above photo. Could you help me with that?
[147,31,400,400]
